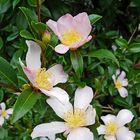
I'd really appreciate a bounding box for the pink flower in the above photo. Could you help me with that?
[47,12,92,54]
[19,40,69,104]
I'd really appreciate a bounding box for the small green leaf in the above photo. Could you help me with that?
[115,38,128,48]
[70,50,83,78]
[0,128,8,140]
[20,30,34,40]
[128,43,140,53]
[88,49,119,66]
[12,88,38,123]
[13,0,21,9]
[0,57,18,87]
[114,97,130,108]
[89,14,102,25]
[0,36,3,49]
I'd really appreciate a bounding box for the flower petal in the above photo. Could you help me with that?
[0,116,4,126]
[74,86,94,110]
[97,125,106,135]
[116,109,134,127]
[117,71,126,81]
[104,135,116,140]
[118,87,128,98]
[73,12,92,38]
[67,127,94,140]
[31,122,67,139]
[47,98,73,119]
[101,114,116,125]
[41,87,69,104]
[122,79,128,86]
[6,108,13,114]
[0,102,6,111]
[47,64,68,86]
[86,106,96,126]
[25,40,41,70]
[116,126,135,140]
[55,44,69,54]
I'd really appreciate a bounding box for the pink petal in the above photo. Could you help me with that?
[26,40,41,70]
[118,87,128,98]
[6,108,13,115]
[55,44,69,54]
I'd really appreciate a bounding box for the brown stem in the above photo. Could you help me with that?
[128,27,137,44]
[36,0,41,22]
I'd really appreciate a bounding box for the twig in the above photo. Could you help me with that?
[36,0,41,22]
[128,27,137,44]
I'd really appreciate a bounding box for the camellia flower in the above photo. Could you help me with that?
[0,102,13,126]
[31,86,96,140]
[97,109,135,140]
[47,12,92,54]
[19,40,69,103]
[112,69,128,98]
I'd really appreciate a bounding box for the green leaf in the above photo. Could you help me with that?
[27,0,45,7]
[114,97,130,108]
[89,14,102,25]
[70,50,83,78]
[0,128,8,140]
[128,43,140,53]
[0,0,11,14]
[0,57,18,87]
[20,30,34,40]
[12,88,38,123]
[88,49,119,66]
[13,0,21,9]
[115,38,128,48]
[0,36,3,49]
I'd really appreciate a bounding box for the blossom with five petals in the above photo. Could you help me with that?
[19,40,69,103]
[47,12,92,54]
[97,109,135,140]
[31,86,96,140]
[0,102,13,126]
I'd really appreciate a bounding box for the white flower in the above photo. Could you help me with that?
[0,102,13,126]
[19,40,69,104]
[31,86,96,140]
[97,109,135,140]
[112,69,128,97]
[111,45,117,52]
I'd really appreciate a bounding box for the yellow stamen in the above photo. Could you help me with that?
[0,111,7,117]
[61,30,81,45]
[64,108,86,128]
[35,68,53,90]
[115,80,123,88]
[106,121,118,135]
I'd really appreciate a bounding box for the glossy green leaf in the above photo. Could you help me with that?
[70,50,83,78]
[88,49,119,66]
[115,38,128,48]
[13,0,21,9]
[0,57,18,87]
[128,43,140,53]
[0,36,3,49]
[89,14,102,25]
[114,97,130,108]
[12,88,39,123]
[20,30,34,40]
[0,0,11,14]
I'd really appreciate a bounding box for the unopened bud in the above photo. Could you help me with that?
[42,30,51,44]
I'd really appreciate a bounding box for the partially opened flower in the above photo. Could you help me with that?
[97,109,135,140]
[112,69,128,98]
[0,102,13,126]
[19,40,69,103]
[31,86,96,140]
[47,12,92,54]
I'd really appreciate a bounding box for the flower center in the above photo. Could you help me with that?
[106,121,118,135]
[61,30,81,45]
[115,80,123,88]
[64,108,86,128]
[35,68,53,90]
[0,111,7,117]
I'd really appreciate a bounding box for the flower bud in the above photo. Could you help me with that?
[42,30,51,44]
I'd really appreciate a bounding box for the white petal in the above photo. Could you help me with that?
[41,87,69,104]
[97,125,106,135]
[0,116,4,126]
[47,98,73,119]
[6,108,13,114]
[0,102,6,111]
[101,114,116,125]
[104,135,116,140]
[116,69,120,76]
[55,44,69,54]
[116,127,135,140]
[112,75,116,83]
[118,87,128,98]
[67,127,94,140]
[47,64,68,86]
[122,79,128,86]
[116,109,134,127]
[74,86,94,110]
[26,40,41,70]
[40,138,48,140]
[31,122,67,139]
[56,138,62,140]
[86,106,96,126]
[117,71,126,81]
